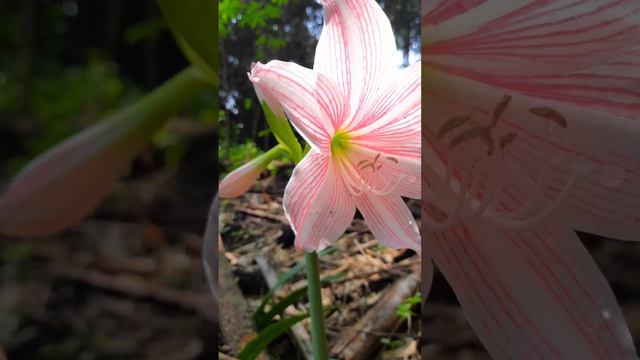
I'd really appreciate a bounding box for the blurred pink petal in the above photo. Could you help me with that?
[424,1,640,358]
[423,213,635,359]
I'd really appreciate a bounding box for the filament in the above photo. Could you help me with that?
[424,94,582,232]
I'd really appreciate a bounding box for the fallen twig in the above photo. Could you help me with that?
[256,254,314,360]
[233,205,288,224]
[218,352,239,360]
[330,268,420,360]
[219,237,270,359]
[49,263,217,321]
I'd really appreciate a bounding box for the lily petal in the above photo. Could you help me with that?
[426,1,640,75]
[283,150,355,251]
[425,70,640,240]
[431,46,640,121]
[353,193,420,252]
[423,214,636,359]
[249,61,348,151]
[315,0,397,118]
[349,61,421,142]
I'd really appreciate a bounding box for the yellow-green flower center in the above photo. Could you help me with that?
[331,131,351,157]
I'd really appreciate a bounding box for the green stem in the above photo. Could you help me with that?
[305,251,329,359]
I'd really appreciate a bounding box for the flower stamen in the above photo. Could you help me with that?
[426,95,587,231]
[342,153,406,196]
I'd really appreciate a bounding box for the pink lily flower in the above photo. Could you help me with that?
[424,1,640,358]
[249,0,421,252]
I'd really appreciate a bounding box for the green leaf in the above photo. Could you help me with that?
[155,0,218,85]
[396,292,422,319]
[256,287,307,331]
[253,248,336,324]
[255,273,345,330]
[261,101,302,163]
[238,314,310,360]
[124,17,167,44]
[0,67,209,237]
[254,261,305,324]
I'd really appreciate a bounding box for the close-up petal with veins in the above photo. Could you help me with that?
[424,1,640,359]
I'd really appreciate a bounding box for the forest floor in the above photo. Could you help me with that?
[218,163,640,360]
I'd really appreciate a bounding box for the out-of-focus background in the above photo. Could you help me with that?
[0,1,217,359]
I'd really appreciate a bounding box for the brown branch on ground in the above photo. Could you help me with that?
[49,263,217,322]
[330,267,420,360]
[256,254,313,360]
[219,237,270,359]
[219,352,239,360]
[233,205,288,223]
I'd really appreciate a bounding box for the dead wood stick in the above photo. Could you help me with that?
[330,269,420,360]
[219,352,239,360]
[233,206,288,223]
[49,264,217,321]
[256,255,314,360]
[219,237,270,359]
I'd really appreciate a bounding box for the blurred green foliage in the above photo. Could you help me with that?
[221,141,260,175]
[219,0,289,37]
[396,292,421,319]
[1,58,142,176]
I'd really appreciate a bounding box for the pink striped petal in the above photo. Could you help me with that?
[315,0,397,118]
[423,214,636,359]
[425,1,640,76]
[353,193,420,252]
[348,61,421,138]
[283,150,355,251]
[249,61,348,151]
[425,70,640,241]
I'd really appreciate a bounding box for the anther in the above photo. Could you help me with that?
[438,114,472,139]
[491,95,512,127]
[499,132,517,149]
[529,107,568,128]
[426,97,579,233]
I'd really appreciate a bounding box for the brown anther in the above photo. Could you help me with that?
[360,163,374,171]
[359,153,383,172]
[499,132,518,149]
[490,95,512,128]
[529,107,568,128]
[437,114,472,139]
[386,156,399,163]
[441,94,514,157]
[481,133,495,156]
[449,126,487,150]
